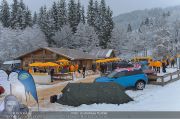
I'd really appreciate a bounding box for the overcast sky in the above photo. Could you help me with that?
[4,0,180,16]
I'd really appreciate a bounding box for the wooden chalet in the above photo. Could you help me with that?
[16,47,96,70]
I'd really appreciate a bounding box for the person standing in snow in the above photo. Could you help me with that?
[162,61,167,73]
[82,65,86,78]
[155,60,161,73]
[171,58,175,68]
[166,58,169,67]
[50,68,54,82]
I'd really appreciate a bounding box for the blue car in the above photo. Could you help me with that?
[95,70,148,90]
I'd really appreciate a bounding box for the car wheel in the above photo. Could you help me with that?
[135,81,145,90]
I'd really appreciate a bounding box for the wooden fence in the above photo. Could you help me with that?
[148,70,180,86]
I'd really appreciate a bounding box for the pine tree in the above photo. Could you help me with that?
[98,0,114,49]
[98,0,107,48]
[17,6,25,29]
[57,0,67,30]
[76,0,81,25]
[127,24,132,32]
[81,6,85,24]
[68,0,78,33]
[87,0,95,26]
[145,18,149,25]
[51,2,58,30]
[105,6,114,46]
[18,0,26,29]
[19,0,25,10]
[94,0,101,32]
[33,12,37,24]
[38,6,44,26]
[38,6,55,46]
[100,0,106,19]
[10,0,19,29]
[0,0,10,27]
[25,7,32,27]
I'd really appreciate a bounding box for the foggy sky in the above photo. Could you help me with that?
[4,0,180,16]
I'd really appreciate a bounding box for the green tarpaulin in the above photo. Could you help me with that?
[57,82,133,106]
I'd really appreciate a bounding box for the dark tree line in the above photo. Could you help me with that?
[87,0,114,48]
[0,0,114,49]
[0,0,32,29]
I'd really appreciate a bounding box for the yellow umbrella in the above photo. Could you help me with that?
[57,59,70,63]
[96,59,105,63]
[96,57,121,63]
[56,59,70,66]
[29,62,46,67]
[44,62,59,67]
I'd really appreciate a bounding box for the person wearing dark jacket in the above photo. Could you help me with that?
[166,59,169,67]
[162,62,167,73]
[171,59,175,68]
[82,66,86,78]
[50,68,55,82]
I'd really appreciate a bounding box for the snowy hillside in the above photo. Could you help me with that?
[112,6,180,57]
[113,6,180,30]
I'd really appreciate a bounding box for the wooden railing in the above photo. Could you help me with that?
[149,70,180,86]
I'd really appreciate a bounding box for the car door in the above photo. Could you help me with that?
[112,72,129,87]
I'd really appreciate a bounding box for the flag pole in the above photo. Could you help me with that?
[25,91,28,106]
[7,74,12,95]
[10,84,12,95]
[37,101,40,111]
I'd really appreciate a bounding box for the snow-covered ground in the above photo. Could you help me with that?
[157,67,178,82]
[1,68,180,111]
[36,77,84,90]
[36,67,180,111]
[41,80,180,111]
[157,67,178,76]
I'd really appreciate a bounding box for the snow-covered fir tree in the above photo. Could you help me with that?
[51,2,59,30]
[68,0,78,33]
[33,12,37,25]
[72,23,99,52]
[53,25,73,48]
[38,6,55,46]
[24,7,33,27]
[57,0,67,29]
[10,0,19,29]
[87,0,95,26]
[16,5,26,29]
[0,0,10,27]
[76,0,81,25]
[98,0,114,48]
[127,24,132,32]
[81,6,85,24]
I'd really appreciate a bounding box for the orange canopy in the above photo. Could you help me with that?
[29,62,46,67]
[96,57,121,63]
[44,62,59,67]
[56,59,70,63]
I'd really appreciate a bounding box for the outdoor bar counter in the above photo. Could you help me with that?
[31,73,51,84]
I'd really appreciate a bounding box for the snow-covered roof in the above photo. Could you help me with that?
[44,47,96,60]
[3,60,21,65]
[89,49,115,59]
[16,47,96,60]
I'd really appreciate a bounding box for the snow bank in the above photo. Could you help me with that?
[41,80,180,111]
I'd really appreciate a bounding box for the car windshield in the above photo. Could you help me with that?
[107,71,118,78]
